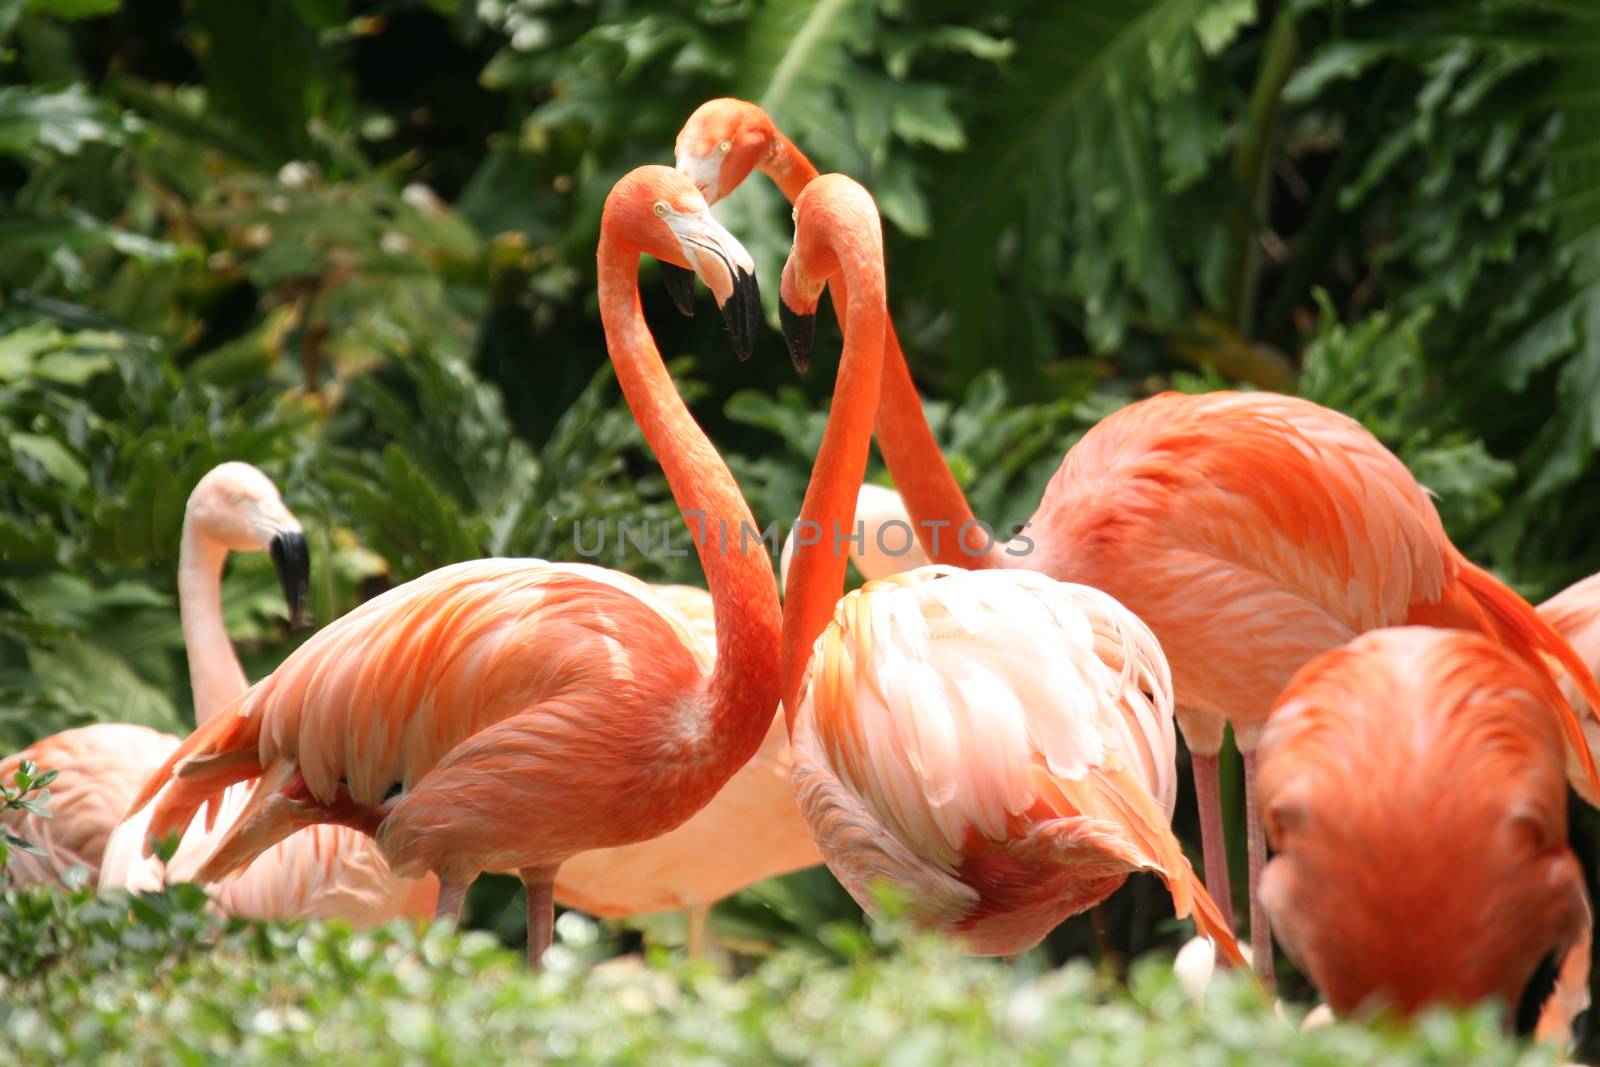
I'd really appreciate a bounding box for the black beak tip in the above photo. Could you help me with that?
[269,531,311,629]
[779,299,814,375]
[661,263,696,317]
[720,267,760,362]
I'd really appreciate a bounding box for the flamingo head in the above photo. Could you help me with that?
[674,98,778,206]
[605,165,761,360]
[187,462,309,627]
[1256,629,1593,1027]
[779,174,880,375]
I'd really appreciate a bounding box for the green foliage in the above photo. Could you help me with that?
[0,887,1563,1066]
[0,759,58,871]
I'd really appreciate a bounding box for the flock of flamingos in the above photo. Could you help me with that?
[9,97,1600,1047]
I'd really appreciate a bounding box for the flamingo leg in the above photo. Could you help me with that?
[1242,750,1275,989]
[522,866,558,969]
[685,903,711,958]
[1190,751,1235,932]
[434,879,467,924]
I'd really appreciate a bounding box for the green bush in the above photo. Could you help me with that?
[0,887,1559,1066]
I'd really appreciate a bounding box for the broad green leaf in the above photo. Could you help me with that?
[9,432,89,490]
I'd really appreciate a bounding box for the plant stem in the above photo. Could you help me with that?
[1226,5,1299,336]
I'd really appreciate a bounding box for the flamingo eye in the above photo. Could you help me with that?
[653,202,668,218]
[718,139,732,154]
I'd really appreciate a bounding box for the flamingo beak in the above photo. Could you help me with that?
[675,151,723,206]
[779,298,814,374]
[665,206,760,361]
[661,264,697,317]
[778,251,821,374]
[269,530,310,629]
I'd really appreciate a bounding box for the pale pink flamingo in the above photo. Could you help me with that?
[551,583,819,956]
[125,166,779,967]
[775,173,1243,964]
[1257,627,1591,1046]
[676,99,1600,983]
[2,724,180,890]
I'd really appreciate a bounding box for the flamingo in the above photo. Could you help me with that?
[551,583,819,957]
[5,463,432,923]
[775,173,1242,963]
[124,166,779,967]
[1256,627,1592,1045]
[554,498,929,957]
[0,460,304,892]
[676,98,1600,982]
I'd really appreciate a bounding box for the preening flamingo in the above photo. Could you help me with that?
[126,166,779,967]
[676,98,1600,983]
[1257,627,1592,1044]
[551,583,820,956]
[776,173,1242,963]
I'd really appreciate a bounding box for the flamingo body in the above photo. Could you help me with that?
[143,560,732,885]
[553,584,820,920]
[790,566,1233,956]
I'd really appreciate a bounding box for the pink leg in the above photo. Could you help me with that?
[522,866,558,969]
[434,879,467,923]
[1242,751,1275,988]
[1191,751,1235,932]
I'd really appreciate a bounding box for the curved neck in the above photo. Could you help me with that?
[761,130,821,204]
[178,525,248,724]
[781,236,889,722]
[759,131,993,567]
[597,236,781,761]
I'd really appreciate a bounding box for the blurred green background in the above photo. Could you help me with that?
[3,0,1600,1014]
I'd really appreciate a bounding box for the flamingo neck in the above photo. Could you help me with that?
[756,128,992,568]
[781,234,889,723]
[178,525,247,724]
[761,130,821,203]
[596,236,781,769]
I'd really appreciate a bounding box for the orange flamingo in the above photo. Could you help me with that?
[6,463,433,922]
[775,173,1242,964]
[551,583,819,956]
[676,99,1600,982]
[1257,627,1592,1044]
[125,166,779,967]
